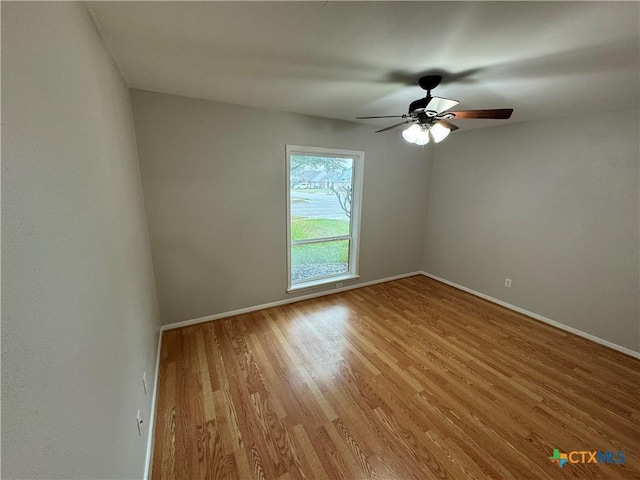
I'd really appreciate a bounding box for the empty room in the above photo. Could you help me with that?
[2,1,639,479]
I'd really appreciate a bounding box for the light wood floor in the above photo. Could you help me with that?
[151,275,640,479]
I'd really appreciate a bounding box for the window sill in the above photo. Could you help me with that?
[287,273,360,293]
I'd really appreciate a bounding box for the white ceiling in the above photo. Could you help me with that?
[87,1,639,131]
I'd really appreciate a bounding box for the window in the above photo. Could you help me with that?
[286,145,364,291]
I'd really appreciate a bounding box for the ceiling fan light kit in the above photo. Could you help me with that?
[357,74,513,145]
[401,123,451,145]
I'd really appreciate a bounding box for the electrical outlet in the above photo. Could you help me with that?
[136,409,143,437]
[505,278,512,288]
[142,372,147,395]
[336,282,343,289]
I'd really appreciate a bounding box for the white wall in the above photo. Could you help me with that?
[2,3,161,478]
[422,109,639,352]
[130,89,432,325]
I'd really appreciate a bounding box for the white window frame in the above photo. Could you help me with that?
[286,145,364,292]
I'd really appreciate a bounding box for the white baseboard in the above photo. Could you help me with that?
[420,272,640,360]
[161,271,423,332]
[143,329,163,480]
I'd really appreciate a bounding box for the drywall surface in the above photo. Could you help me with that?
[130,89,432,325]
[422,109,640,352]
[2,3,161,478]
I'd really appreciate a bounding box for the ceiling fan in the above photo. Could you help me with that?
[357,75,513,145]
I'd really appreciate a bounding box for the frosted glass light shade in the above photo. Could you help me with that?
[414,128,430,145]
[430,122,451,143]
[402,124,421,143]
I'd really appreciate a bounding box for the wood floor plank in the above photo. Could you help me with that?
[289,423,328,479]
[151,275,640,479]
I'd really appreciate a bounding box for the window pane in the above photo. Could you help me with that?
[290,155,353,241]
[291,240,349,283]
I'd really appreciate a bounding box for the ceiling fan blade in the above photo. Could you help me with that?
[356,115,406,119]
[426,96,459,113]
[437,119,459,131]
[449,109,514,119]
[375,121,410,133]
